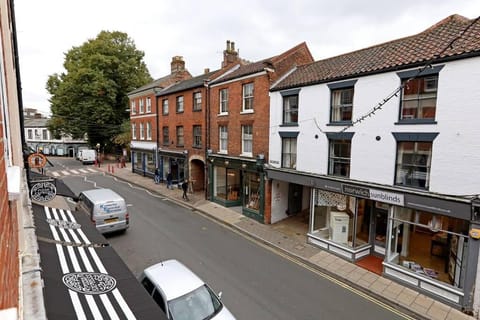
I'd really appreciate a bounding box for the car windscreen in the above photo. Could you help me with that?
[167,284,222,320]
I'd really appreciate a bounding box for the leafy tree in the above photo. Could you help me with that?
[46,31,152,149]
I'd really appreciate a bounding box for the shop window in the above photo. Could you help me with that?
[146,153,155,174]
[389,207,469,288]
[213,167,240,201]
[311,190,367,248]
[243,172,260,211]
[134,152,142,170]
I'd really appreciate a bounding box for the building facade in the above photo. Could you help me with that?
[129,56,192,177]
[207,42,314,223]
[268,15,480,312]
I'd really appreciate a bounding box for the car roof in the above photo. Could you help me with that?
[80,188,124,202]
[143,259,205,301]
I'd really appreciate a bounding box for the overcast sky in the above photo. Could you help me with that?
[14,0,480,115]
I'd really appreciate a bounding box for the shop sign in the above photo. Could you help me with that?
[30,180,56,202]
[341,184,404,206]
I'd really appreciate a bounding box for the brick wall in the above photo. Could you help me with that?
[0,135,19,309]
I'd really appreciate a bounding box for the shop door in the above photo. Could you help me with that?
[373,207,388,255]
[287,183,302,215]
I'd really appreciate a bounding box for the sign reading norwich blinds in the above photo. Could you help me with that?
[341,184,404,206]
[30,181,57,202]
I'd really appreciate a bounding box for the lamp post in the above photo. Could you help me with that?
[96,143,101,167]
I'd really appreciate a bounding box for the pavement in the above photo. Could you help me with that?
[43,161,476,320]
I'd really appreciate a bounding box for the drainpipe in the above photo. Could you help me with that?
[204,79,210,200]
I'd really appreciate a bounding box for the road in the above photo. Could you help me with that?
[53,157,411,320]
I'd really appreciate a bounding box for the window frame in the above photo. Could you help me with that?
[162,126,169,146]
[241,124,253,156]
[327,80,357,124]
[146,122,152,140]
[146,97,151,113]
[139,123,145,140]
[219,126,228,153]
[219,88,228,114]
[193,125,202,148]
[242,83,254,112]
[281,89,299,125]
[162,99,169,115]
[132,123,136,139]
[281,137,297,169]
[193,92,202,111]
[131,100,137,114]
[176,126,184,147]
[176,95,184,113]
[139,98,145,114]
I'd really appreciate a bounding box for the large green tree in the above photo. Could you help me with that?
[46,31,152,149]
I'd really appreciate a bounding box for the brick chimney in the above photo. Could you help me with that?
[171,56,185,74]
[222,40,239,68]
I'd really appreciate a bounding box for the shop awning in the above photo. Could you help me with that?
[32,204,165,319]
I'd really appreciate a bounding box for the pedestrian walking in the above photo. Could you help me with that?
[167,172,173,189]
[182,180,189,201]
[154,168,160,184]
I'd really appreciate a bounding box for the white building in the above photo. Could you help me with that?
[267,14,480,312]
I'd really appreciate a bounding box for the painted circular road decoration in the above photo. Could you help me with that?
[62,272,117,295]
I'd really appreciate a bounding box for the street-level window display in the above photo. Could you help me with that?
[388,207,469,288]
[146,153,155,174]
[311,190,368,248]
[213,167,240,201]
[134,152,142,171]
[243,172,260,211]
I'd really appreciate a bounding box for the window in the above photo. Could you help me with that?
[162,99,169,115]
[132,123,136,139]
[282,137,297,169]
[193,92,202,111]
[219,89,228,114]
[400,76,438,121]
[241,125,253,156]
[139,99,144,113]
[193,125,202,148]
[242,83,254,112]
[283,95,298,124]
[176,126,184,146]
[219,126,228,153]
[35,129,40,138]
[146,97,151,113]
[162,127,169,145]
[395,141,432,189]
[146,122,152,140]
[176,96,184,113]
[330,88,353,122]
[328,139,351,177]
[27,129,33,139]
[131,100,136,114]
[139,123,144,140]
[42,129,48,140]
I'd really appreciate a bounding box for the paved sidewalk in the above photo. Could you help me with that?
[63,162,477,320]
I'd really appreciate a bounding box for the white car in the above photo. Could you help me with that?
[139,259,236,320]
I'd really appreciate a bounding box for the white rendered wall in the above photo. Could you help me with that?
[269,56,480,196]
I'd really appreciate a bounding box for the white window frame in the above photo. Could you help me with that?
[193,92,202,111]
[219,126,228,153]
[242,83,254,112]
[139,99,145,114]
[132,123,136,139]
[176,126,184,146]
[27,129,33,140]
[146,122,152,140]
[219,88,228,114]
[146,97,151,113]
[193,125,202,147]
[131,100,136,114]
[176,96,184,113]
[162,99,169,115]
[139,123,144,140]
[241,125,253,156]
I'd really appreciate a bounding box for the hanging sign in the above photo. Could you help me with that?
[30,180,56,202]
[28,153,47,168]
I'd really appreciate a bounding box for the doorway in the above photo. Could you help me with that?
[287,183,303,215]
[373,205,388,255]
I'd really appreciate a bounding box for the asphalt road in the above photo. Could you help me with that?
[57,158,409,320]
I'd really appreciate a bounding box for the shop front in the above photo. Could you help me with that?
[157,149,188,187]
[208,155,265,223]
[266,168,478,310]
[131,141,157,177]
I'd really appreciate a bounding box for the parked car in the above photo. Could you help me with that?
[76,188,129,234]
[139,259,236,320]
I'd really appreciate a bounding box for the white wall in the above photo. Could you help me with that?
[269,56,480,196]
[270,180,289,223]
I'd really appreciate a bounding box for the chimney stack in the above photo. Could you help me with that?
[222,40,239,68]
[171,56,185,74]
[204,68,210,74]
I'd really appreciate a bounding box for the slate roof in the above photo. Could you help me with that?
[128,71,192,95]
[272,15,480,91]
[157,70,218,96]
[211,42,311,84]
[24,118,48,127]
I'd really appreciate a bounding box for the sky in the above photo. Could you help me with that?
[14,0,480,115]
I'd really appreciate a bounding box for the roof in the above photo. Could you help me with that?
[128,71,192,95]
[24,118,48,127]
[157,70,218,96]
[211,42,312,84]
[143,259,204,301]
[81,188,125,203]
[272,14,480,91]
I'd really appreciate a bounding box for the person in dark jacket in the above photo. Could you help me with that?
[167,172,173,189]
[182,180,189,201]
[154,168,160,184]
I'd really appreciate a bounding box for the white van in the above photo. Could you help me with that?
[76,146,88,160]
[76,188,129,234]
[81,149,96,165]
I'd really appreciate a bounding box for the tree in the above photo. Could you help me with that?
[46,31,152,149]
